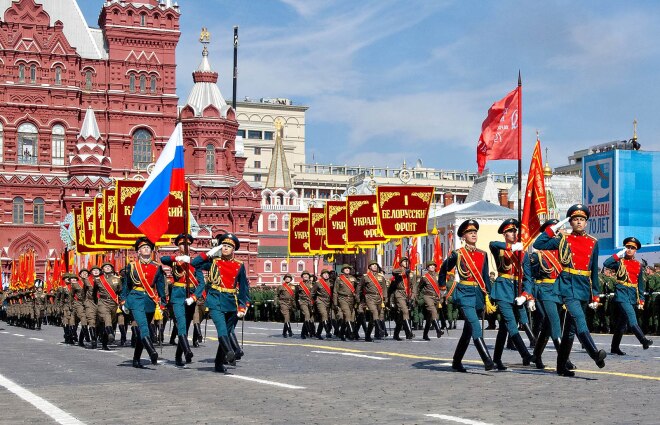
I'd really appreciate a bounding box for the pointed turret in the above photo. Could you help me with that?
[68,107,112,177]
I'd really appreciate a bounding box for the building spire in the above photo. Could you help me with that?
[265,119,292,189]
[79,106,101,140]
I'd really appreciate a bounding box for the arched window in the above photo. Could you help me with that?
[18,122,38,165]
[33,197,44,225]
[51,125,65,166]
[129,74,135,93]
[13,197,24,224]
[132,129,152,169]
[30,64,36,83]
[297,261,304,273]
[139,74,146,93]
[85,70,92,89]
[264,261,272,273]
[280,261,288,273]
[0,122,3,163]
[18,63,25,82]
[54,66,62,85]
[206,144,215,174]
[268,213,277,231]
[140,13,146,26]
[282,214,289,231]
[150,76,156,93]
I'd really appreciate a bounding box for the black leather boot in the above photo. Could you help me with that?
[521,323,537,349]
[316,321,324,340]
[631,324,653,349]
[493,328,507,370]
[577,332,606,368]
[433,320,444,338]
[407,320,415,338]
[422,320,431,341]
[365,321,374,342]
[533,335,550,369]
[175,339,185,367]
[78,326,87,347]
[192,324,200,347]
[133,338,144,368]
[214,344,227,373]
[229,332,244,361]
[325,320,333,338]
[282,322,288,338]
[352,321,360,340]
[512,333,534,365]
[101,329,110,351]
[219,335,235,365]
[105,326,115,344]
[452,332,471,372]
[181,336,194,363]
[119,325,127,346]
[556,338,575,377]
[403,320,414,340]
[197,324,203,344]
[610,330,626,355]
[89,327,97,349]
[393,320,402,341]
[169,323,178,345]
[474,337,495,371]
[130,325,137,348]
[300,320,308,339]
[340,321,348,341]
[141,336,159,365]
[379,320,389,337]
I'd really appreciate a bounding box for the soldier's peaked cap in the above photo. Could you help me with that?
[216,233,240,250]
[539,219,559,233]
[623,237,641,250]
[174,233,195,246]
[458,219,479,237]
[498,218,520,234]
[134,236,155,251]
[567,204,590,220]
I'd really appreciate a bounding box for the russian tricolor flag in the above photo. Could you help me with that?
[130,123,185,243]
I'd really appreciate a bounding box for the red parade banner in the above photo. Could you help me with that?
[94,196,133,249]
[308,207,331,254]
[325,200,348,248]
[288,212,311,256]
[115,179,187,239]
[376,185,434,238]
[102,188,141,246]
[74,207,102,254]
[345,195,386,246]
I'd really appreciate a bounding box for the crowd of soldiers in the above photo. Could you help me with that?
[1,204,658,377]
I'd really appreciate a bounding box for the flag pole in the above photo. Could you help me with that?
[517,71,523,297]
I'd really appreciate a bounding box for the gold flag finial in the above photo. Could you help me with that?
[633,118,638,140]
[200,27,211,44]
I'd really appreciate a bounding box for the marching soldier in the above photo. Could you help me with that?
[524,219,574,370]
[604,237,654,355]
[489,218,533,370]
[70,269,89,347]
[295,271,315,339]
[333,264,358,341]
[121,237,166,368]
[438,219,495,372]
[161,233,204,367]
[58,274,75,344]
[312,269,334,339]
[358,260,388,341]
[277,274,296,338]
[94,263,122,351]
[189,233,250,373]
[534,204,607,377]
[418,260,445,341]
[33,279,46,330]
[388,257,416,340]
[84,266,100,349]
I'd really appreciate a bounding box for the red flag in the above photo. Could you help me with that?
[521,137,548,248]
[433,234,443,266]
[392,240,402,270]
[477,86,521,174]
[407,237,419,272]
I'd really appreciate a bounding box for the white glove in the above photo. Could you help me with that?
[237,310,245,319]
[207,245,222,257]
[527,299,536,312]
[175,255,191,263]
[121,304,130,314]
[588,302,599,310]
[510,242,524,252]
[638,303,644,311]
[616,249,626,258]
[550,217,570,233]
[185,297,195,306]
[515,296,526,306]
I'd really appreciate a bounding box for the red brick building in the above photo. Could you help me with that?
[0,0,260,277]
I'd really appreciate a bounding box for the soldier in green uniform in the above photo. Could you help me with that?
[277,274,296,338]
[312,269,334,339]
[58,274,75,344]
[333,264,358,341]
[295,271,315,339]
[357,260,388,341]
[95,263,122,350]
[84,266,100,348]
[33,280,46,330]
[418,260,445,340]
[389,257,417,340]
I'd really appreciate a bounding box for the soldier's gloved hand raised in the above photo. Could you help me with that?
[527,299,536,312]
[207,245,222,258]
[176,255,191,263]
[185,297,195,306]
[510,242,524,252]
[515,296,527,306]
[616,248,627,258]
[550,217,570,233]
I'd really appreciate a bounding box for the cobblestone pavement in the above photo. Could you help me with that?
[0,321,658,425]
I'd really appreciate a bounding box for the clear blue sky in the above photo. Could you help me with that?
[78,0,660,173]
